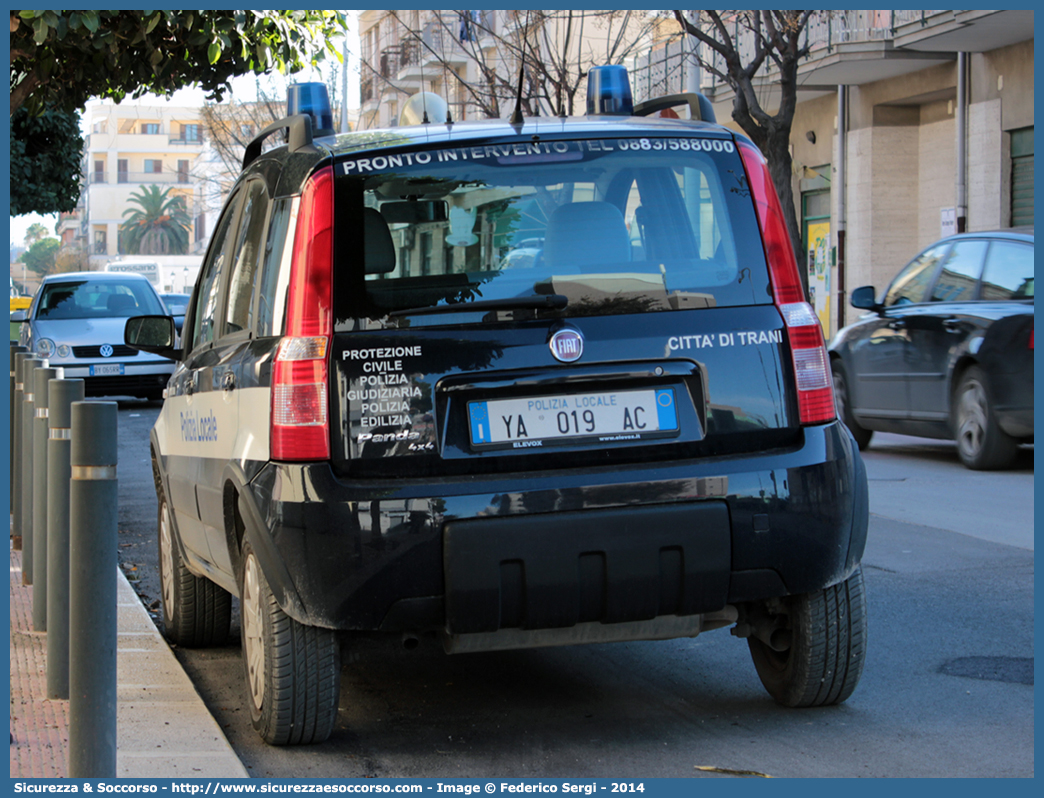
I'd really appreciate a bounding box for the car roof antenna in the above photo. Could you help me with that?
[510,10,532,127]
[420,57,430,124]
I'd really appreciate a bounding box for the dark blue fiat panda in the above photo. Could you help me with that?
[126,69,868,746]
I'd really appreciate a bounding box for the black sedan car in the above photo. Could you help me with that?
[830,228,1033,469]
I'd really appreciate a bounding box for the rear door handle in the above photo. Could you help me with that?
[942,318,962,333]
[222,371,236,392]
[887,319,905,330]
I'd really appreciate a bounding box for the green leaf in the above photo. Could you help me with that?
[208,41,221,64]
[32,18,49,45]
[81,10,99,32]
[145,13,161,34]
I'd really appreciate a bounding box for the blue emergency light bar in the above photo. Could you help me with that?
[287,82,335,137]
[586,65,634,116]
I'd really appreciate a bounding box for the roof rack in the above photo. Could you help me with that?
[242,114,317,170]
[633,93,717,124]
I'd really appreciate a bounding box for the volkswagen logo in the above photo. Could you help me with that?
[100,344,114,358]
[549,329,583,363]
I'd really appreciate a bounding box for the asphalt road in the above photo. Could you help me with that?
[112,405,1034,778]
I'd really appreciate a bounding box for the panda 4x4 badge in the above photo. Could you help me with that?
[549,329,583,363]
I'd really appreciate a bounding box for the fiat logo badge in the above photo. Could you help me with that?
[549,329,583,363]
[100,344,114,358]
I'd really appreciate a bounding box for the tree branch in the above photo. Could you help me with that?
[10,72,40,116]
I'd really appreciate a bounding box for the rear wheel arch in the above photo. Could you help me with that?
[222,469,309,623]
[222,478,247,585]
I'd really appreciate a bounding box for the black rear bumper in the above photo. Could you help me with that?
[444,502,730,634]
[244,421,868,634]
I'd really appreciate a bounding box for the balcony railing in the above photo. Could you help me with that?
[422,19,468,65]
[87,172,191,185]
[892,10,949,29]
[380,47,400,78]
[169,134,204,145]
[400,39,419,68]
[631,10,951,101]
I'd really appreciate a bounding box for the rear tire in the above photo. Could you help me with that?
[240,543,341,746]
[158,494,231,647]
[953,366,1018,470]
[831,360,872,450]
[748,568,867,707]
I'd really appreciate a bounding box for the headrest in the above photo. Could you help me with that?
[106,293,137,312]
[364,208,396,275]
[543,201,631,270]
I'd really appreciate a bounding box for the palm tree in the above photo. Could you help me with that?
[119,185,191,255]
[24,222,49,248]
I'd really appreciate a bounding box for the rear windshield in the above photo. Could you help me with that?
[333,135,770,329]
[35,279,164,319]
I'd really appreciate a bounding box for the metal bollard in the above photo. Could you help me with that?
[68,401,118,778]
[20,356,43,584]
[47,379,84,700]
[32,367,58,631]
[10,344,27,516]
[12,350,29,549]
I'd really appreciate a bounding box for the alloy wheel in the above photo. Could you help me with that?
[956,376,988,460]
[242,553,266,712]
[159,500,175,614]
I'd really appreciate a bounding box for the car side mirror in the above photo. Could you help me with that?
[850,286,881,312]
[10,310,27,322]
[125,315,181,361]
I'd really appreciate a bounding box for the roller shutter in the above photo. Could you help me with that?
[1011,127,1033,228]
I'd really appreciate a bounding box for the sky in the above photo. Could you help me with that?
[9,11,361,254]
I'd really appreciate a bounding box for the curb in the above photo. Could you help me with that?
[10,544,250,778]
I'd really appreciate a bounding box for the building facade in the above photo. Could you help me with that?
[357,10,656,130]
[632,10,1034,338]
[62,101,211,287]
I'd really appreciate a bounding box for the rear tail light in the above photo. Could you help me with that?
[779,302,836,423]
[738,140,836,425]
[1029,330,1034,350]
[271,166,334,461]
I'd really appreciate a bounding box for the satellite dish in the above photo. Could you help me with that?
[446,207,478,247]
[400,92,449,126]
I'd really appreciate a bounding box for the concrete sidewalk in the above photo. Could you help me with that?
[10,545,249,778]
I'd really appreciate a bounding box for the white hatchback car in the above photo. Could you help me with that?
[18,271,175,400]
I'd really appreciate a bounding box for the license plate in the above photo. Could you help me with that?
[469,388,678,449]
[90,363,124,376]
